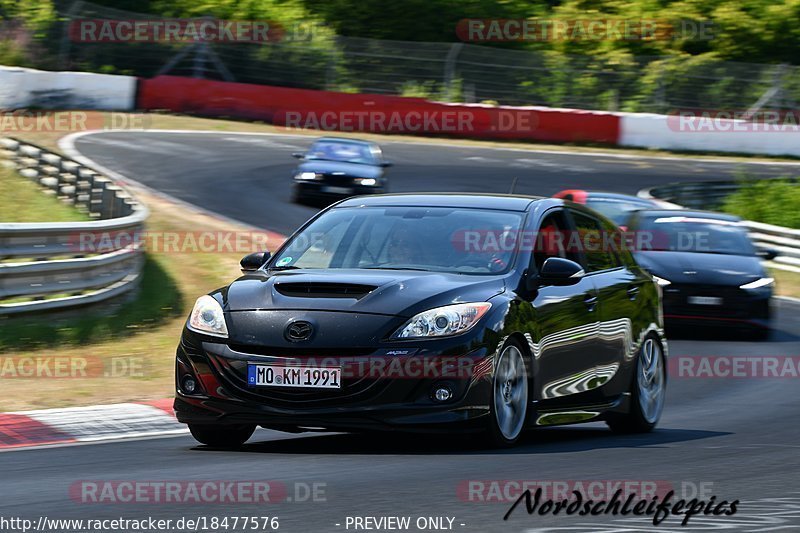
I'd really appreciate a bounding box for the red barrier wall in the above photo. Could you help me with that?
[138,76,620,144]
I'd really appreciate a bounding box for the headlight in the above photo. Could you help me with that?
[740,277,774,290]
[355,178,377,186]
[652,275,671,287]
[392,302,491,339]
[295,172,319,180]
[187,295,228,338]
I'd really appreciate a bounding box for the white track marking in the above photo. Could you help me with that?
[16,403,187,442]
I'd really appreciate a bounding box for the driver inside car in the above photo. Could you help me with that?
[386,223,426,265]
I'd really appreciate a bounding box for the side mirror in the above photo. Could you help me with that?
[757,248,778,261]
[240,251,270,272]
[380,161,393,168]
[292,152,305,159]
[537,257,585,286]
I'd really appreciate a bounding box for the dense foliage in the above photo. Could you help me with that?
[722,178,800,229]
[2,0,799,109]
[4,0,800,62]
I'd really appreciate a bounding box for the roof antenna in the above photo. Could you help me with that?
[508,176,519,195]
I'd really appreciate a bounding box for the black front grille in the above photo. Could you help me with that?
[321,173,356,186]
[227,344,375,357]
[663,284,751,318]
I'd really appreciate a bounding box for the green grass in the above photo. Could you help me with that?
[772,268,800,298]
[0,167,90,223]
[0,187,259,411]
[0,255,185,350]
[721,177,800,229]
[0,168,185,350]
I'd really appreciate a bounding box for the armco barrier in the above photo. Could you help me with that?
[0,137,148,315]
[641,181,800,271]
[0,65,136,110]
[137,76,620,144]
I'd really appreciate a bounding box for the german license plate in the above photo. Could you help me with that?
[688,296,723,306]
[247,364,341,389]
[322,186,352,194]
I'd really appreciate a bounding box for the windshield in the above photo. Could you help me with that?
[586,197,653,226]
[635,215,755,255]
[305,140,379,165]
[270,206,524,274]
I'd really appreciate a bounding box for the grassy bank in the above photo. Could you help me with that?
[722,178,800,229]
[0,167,89,223]
[0,182,283,411]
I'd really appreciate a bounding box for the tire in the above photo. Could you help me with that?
[607,335,666,434]
[485,339,530,447]
[188,424,256,448]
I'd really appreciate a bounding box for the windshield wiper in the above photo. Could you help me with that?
[268,265,304,271]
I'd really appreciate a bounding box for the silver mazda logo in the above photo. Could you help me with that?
[286,321,313,341]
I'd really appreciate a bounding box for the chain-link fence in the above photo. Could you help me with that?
[31,1,800,113]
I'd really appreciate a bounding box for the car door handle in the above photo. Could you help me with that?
[584,294,598,311]
[627,286,640,300]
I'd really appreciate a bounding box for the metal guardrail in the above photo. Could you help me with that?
[0,137,148,314]
[640,181,800,272]
[745,221,800,269]
[642,181,742,211]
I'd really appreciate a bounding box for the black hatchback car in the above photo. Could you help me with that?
[628,209,777,335]
[175,194,667,448]
[291,137,391,204]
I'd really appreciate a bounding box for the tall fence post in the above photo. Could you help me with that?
[443,43,464,102]
[193,42,209,79]
[325,46,338,91]
[745,63,788,118]
[654,60,667,113]
[58,0,84,69]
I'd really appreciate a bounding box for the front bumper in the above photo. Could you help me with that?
[293,181,384,200]
[174,330,494,433]
[662,284,771,328]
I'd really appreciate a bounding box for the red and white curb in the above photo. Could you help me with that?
[0,399,187,450]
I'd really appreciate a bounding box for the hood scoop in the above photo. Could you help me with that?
[274,282,378,300]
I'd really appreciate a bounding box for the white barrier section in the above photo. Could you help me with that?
[0,67,29,109]
[0,65,135,110]
[619,112,800,157]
